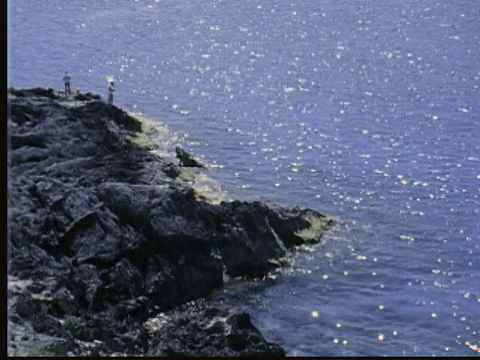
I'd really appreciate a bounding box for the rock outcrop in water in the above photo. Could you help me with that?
[7,88,334,356]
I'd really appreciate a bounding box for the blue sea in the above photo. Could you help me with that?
[9,0,479,356]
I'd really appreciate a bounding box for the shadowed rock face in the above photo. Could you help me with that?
[147,307,285,357]
[7,88,334,356]
[175,146,205,167]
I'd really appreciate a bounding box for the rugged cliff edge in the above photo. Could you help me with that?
[7,88,335,356]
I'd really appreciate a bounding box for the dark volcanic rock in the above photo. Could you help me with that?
[175,146,204,167]
[147,307,285,357]
[7,88,334,356]
[8,87,60,99]
[73,92,102,101]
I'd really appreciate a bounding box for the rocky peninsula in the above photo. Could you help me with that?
[7,88,335,356]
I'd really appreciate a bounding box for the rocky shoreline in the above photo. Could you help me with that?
[7,88,334,356]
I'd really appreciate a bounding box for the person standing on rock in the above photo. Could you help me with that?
[108,81,115,105]
[63,72,71,97]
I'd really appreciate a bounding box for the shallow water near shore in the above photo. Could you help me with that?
[9,0,480,356]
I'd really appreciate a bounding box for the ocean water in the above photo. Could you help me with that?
[9,0,480,356]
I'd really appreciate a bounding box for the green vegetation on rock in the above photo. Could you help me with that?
[125,121,157,149]
[295,211,335,242]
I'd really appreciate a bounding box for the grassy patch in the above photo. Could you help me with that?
[125,123,156,148]
[62,315,78,331]
[28,346,55,357]
[295,211,335,242]
[174,167,199,187]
